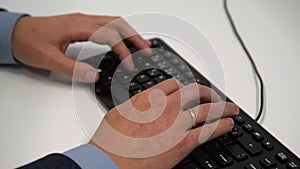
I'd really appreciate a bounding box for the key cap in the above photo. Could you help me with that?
[154,75,167,83]
[131,89,142,96]
[227,144,248,161]
[136,74,149,83]
[120,75,132,84]
[164,67,177,76]
[170,58,180,65]
[262,140,274,151]
[185,71,194,78]
[286,161,299,169]
[244,162,260,169]
[237,135,263,156]
[129,82,141,92]
[161,50,173,59]
[142,80,155,89]
[251,131,264,142]
[260,157,277,168]
[150,54,163,63]
[191,147,218,169]
[276,152,289,163]
[100,75,112,86]
[229,126,243,137]
[242,123,254,132]
[151,39,159,47]
[147,69,161,77]
[102,57,118,71]
[217,135,234,146]
[205,142,233,167]
[178,64,188,72]
[232,115,245,125]
[157,61,171,69]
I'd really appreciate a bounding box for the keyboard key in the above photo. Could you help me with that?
[136,74,149,83]
[286,161,299,169]
[150,54,163,63]
[142,80,155,89]
[232,115,245,125]
[229,126,243,137]
[262,140,274,151]
[161,50,173,59]
[129,82,141,92]
[218,135,234,146]
[259,157,277,168]
[185,71,194,79]
[164,67,178,75]
[135,55,146,64]
[121,75,131,84]
[276,152,289,163]
[131,89,142,96]
[242,123,254,132]
[227,144,248,161]
[157,61,171,69]
[147,69,161,77]
[244,162,260,169]
[178,64,188,72]
[151,39,159,47]
[170,58,180,65]
[251,131,264,142]
[154,75,167,83]
[102,57,118,71]
[237,135,263,156]
[143,62,152,68]
[192,147,218,169]
[100,75,112,86]
[205,142,233,167]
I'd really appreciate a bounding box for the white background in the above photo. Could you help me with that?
[1,0,300,168]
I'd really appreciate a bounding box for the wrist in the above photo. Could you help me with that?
[89,140,133,169]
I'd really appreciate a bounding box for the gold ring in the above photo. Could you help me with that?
[188,108,197,127]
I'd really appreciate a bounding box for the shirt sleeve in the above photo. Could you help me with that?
[64,144,119,169]
[0,10,28,64]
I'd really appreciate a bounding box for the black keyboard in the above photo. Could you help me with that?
[84,38,300,169]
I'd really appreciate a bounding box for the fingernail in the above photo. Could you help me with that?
[227,118,234,126]
[233,104,240,114]
[123,58,134,71]
[140,48,152,56]
[85,71,97,82]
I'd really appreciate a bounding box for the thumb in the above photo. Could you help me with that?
[51,50,99,83]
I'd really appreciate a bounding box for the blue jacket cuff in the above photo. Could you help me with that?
[64,144,119,169]
[0,11,29,64]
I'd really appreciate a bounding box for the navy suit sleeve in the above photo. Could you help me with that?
[0,10,28,64]
[17,153,81,169]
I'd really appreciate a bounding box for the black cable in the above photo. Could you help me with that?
[223,0,265,122]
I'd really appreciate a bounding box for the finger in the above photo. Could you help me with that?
[188,117,234,147]
[111,40,134,71]
[108,18,151,55]
[93,28,133,71]
[125,35,152,55]
[49,48,99,82]
[143,78,182,96]
[169,83,222,108]
[190,101,239,124]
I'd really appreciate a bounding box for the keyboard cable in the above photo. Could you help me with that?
[223,0,265,122]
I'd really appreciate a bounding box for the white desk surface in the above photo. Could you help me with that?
[1,0,300,168]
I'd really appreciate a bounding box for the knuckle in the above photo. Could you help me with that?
[70,12,85,18]
[201,104,211,113]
